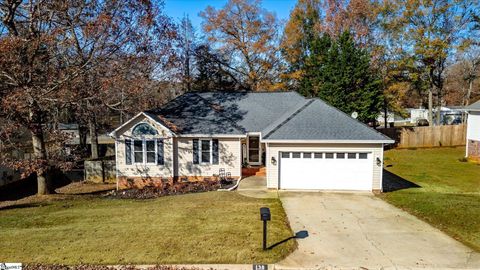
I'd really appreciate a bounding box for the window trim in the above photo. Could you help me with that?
[359,153,369,159]
[131,138,161,165]
[347,153,357,159]
[145,140,157,164]
[132,122,159,136]
[325,153,334,159]
[199,139,213,164]
[133,139,144,164]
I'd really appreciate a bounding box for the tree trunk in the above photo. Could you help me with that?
[384,99,388,129]
[31,128,50,195]
[436,88,443,126]
[89,116,99,159]
[466,80,473,106]
[428,88,433,126]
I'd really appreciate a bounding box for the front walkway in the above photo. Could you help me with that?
[277,192,480,269]
[236,176,277,198]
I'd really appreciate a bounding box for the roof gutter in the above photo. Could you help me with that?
[178,134,247,138]
[261,139,395,144]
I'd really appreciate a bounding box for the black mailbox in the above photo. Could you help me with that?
[260,207,271,221]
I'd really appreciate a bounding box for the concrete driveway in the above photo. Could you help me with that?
[277,192,480,269]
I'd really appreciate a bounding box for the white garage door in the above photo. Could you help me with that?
[279,152,373,190]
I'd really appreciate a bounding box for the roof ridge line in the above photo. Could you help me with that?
[312,98,393,141]
[263,99,315,139]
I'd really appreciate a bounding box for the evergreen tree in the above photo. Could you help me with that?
[299,33,332,97]
[307,32,383,123]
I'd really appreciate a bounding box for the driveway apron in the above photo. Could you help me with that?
[277,192,480,269]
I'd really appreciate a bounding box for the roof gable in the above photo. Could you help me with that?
[109,112,175,138]
[263,99,393,142]
[466,100,480,111]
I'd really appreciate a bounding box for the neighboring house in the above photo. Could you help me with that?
[58,123,115,156]
[466,100,480,161]
[408,106,465,125]
[377,111,410,127]
[110,91,394,192]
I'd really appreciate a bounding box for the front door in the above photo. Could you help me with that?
[248,136,261,165]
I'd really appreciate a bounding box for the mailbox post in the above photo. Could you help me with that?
[260,207,271,250]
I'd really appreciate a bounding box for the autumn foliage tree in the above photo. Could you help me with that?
[200,0,284,91]
[0,0,177,194]
[379,0,478,125]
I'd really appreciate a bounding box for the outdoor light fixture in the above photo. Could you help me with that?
[260,207,271,250]
[271,156,277,165]
[376,157,381,166]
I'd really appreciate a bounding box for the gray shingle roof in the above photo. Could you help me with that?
[262,99,392,141]
[466,100,480,111]
[148,91,305,135]
[147,91,392,142]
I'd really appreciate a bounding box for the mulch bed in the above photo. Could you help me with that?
[107,180,223,199]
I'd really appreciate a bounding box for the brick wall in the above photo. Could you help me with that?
[468,139,480,159]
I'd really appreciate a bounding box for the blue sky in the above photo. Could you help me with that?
[164,0,297,30]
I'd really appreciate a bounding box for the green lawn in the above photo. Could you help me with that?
[0,192,296,264]
[381,147,480,251]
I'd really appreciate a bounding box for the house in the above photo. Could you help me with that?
[110,91,394,192]
[466,100,480,161]
[408,106,465,126]
[377,111,410,127]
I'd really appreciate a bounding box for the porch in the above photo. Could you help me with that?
[241,134,266,178]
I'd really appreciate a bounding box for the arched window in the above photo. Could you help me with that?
[132,123,158,136]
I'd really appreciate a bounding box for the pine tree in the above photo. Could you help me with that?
[309,32,383,123]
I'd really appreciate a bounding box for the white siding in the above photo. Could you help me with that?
[176,137,241,178]
[266,143,385,191]
[467,111,480,141]
[114,114,243,179]
[115,115,175,179]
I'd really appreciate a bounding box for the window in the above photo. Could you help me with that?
[292,152,301,158]
[129,139,163,165]
[303,152,312,158]
[132,123,158,136]
[336,153,345,159]
[134,140,143,163]
[193,139,219,165]
[248,136,260,163]
[281,152,290,158]
[348,153,357,159]
[314,153,323,159]
[359,153,368,159]
[325,153,334,159]
[146,140,156,163]
[201,140,211,163]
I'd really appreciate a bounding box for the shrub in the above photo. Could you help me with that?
[109,180,221,199]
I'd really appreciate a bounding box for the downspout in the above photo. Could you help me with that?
[113,133,119,191]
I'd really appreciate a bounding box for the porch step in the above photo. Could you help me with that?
[255,167,266,177]
[242,166,266,177]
